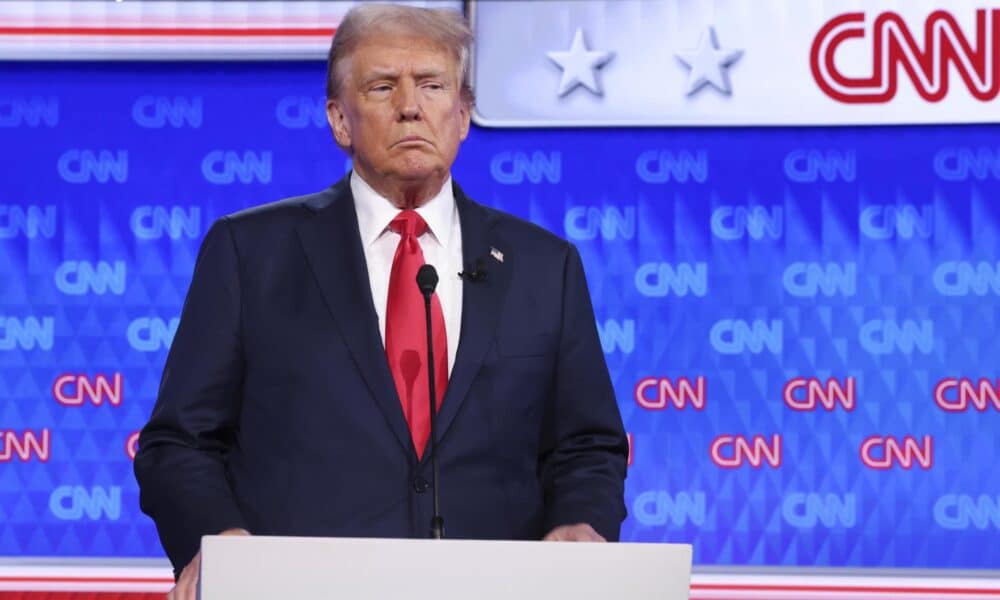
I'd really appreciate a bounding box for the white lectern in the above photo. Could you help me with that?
[199,536,692,599]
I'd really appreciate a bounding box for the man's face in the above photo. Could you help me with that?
[326,35,471,196]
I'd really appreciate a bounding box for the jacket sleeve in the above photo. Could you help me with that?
[539,243,629,541]
[133,217,249,576]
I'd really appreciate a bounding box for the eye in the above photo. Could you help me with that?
[422,82,444,91]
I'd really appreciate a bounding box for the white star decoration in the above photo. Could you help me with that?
[546,28,615,97]
[675,27,743,97]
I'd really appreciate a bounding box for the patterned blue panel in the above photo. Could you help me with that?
[0,61,998,568]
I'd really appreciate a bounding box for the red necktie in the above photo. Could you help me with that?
[385,210,448,459]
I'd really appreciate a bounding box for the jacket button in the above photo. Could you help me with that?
[413,477,430,493]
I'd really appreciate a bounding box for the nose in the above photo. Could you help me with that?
[395,80,422,122]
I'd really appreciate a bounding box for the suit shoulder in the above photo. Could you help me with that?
[221,187,337,230]
[482,204,572,257]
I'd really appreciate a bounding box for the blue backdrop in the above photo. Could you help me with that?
[1,61,998,568]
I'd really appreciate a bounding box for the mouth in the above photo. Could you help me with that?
[393,136,431,147]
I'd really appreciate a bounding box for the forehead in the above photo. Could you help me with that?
[347,35,458,77]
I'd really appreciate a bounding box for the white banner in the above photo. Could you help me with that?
[0,1,461,60]
[470,0,1000,126]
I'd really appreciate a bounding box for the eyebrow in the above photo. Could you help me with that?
[362,68,399,83]
[361,67,449,85]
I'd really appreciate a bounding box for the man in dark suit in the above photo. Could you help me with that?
[134,5,627,599]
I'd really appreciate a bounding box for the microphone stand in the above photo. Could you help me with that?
[417,265,444,539]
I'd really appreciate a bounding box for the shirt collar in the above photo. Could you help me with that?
[351,170,456,249]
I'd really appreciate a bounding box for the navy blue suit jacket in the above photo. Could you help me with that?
[134,177,628,574]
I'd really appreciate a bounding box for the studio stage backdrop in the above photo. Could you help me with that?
[0,0,999,572]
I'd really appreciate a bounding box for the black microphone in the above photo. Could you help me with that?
[458,258,486,282]
[416,264,444,540]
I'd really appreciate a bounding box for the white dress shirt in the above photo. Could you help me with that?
[351,170,464,376]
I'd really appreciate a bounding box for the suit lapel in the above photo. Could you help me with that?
[430,184,512,453]
[296,179,415,459]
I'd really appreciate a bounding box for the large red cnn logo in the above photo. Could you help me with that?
[0,429,50,462]
[935,378,1000,412]
[710,434,782,469]
[52,373,123,406]
[635,376,705,410]
[784,377,856,411]
[811,10,1000,103]
[860,435,933,470]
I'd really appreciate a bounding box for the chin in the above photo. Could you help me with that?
[392,162,442,182]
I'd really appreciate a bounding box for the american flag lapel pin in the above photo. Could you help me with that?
[490,246,504,263]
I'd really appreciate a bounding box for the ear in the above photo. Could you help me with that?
[326,98,352,149]
[458,99,471,142]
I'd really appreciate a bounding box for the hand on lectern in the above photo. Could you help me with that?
[543,523,606,542]
[168,527,250,600]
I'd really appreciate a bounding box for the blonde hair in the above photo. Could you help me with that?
[325,4,474,105]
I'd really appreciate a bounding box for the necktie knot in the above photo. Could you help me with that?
[389,209,429,238]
